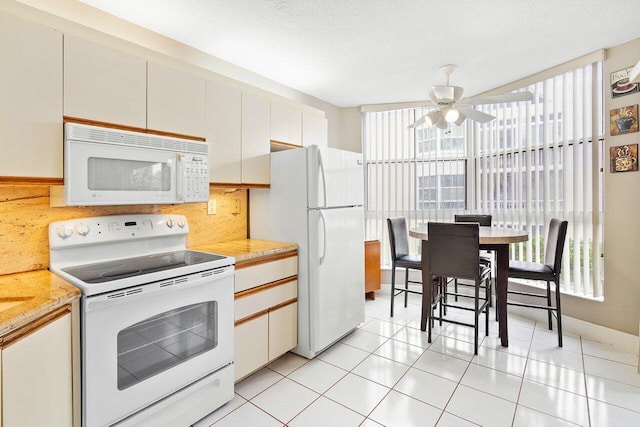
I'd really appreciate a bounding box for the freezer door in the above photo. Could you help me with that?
[307,146,364,209]
[308,206,364,353]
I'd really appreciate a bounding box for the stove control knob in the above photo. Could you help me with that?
[177,218,185,228]
[75,224,90,236]
[56,226,73,240]
[166,218,174,228]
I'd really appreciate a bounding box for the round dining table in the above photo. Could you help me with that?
[409,226,528,347]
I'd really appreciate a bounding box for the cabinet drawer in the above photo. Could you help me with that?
[235,280,297,321]
[234,314,268,381]
[235,255,297,293]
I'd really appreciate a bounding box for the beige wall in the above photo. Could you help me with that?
[337,107,364,153]
[566,37,640,335]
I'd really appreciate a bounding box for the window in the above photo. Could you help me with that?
[363,60,604,299]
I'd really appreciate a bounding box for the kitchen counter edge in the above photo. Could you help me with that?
[0,269,81,338]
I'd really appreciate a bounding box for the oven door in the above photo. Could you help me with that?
[64,139,179,205]
[82,266,234,427]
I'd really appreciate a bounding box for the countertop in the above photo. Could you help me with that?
[0,270,80,338]
[191,239,298,266]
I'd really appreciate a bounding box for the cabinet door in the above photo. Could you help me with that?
[0,13,62,178]
[271,101,302,146]
[241,92,271,184]
[234,314,268,381]
[64,35,146,128]
[268,302,297,361]
[2,312,72,427]
[206,81,242,183]
[302,112,328,147]
[148,62,206,137]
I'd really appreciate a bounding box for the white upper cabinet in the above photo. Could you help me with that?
[147,62,206,137]
[302,111,328,147]
[64,35,147,129]
[241,92,271,185]
[0,13,62,178]
[270,100,302,146]
[206,81,242,183]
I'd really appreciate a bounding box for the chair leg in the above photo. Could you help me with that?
[404,268,409,308]
[438,277,443,326]
[546,280,553,330]
[474,280,479,355]
[390,265,396,317]
[427,277,433,343]
[485,278,489,336]
[454,278,459,301]
[555,278,563,347]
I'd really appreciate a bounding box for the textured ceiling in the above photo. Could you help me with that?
[78,0,640,107]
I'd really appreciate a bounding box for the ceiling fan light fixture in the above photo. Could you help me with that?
[424,110,441,127]
[435,116,448,129]
[454,112,466,126]
[444,108,460,123]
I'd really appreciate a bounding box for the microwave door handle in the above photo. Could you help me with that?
[176,154,184,201]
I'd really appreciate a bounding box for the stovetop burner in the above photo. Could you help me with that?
[62,250,226,284]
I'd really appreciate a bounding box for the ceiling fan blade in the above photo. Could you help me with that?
[464,91,533,106]
[408,115,427,129]
[456,107,496,123]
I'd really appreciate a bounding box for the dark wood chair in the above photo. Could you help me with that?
[453,214,493,307]
[507,218,568,347]
[426,222,491,354]
[387,218,422,317]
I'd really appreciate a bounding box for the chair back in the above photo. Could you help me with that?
[387,217,410,260]
[545,218,569,275]
[454,214,492,226]
[428,222,480,280]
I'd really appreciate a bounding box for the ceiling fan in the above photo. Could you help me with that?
[408,64,533,129]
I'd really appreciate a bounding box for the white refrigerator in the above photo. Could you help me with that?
[250,145,365,358]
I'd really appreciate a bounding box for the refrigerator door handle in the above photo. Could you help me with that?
[318,149,327,208]
[319,210,327,265]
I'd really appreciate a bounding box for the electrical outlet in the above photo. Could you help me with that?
[207,199,216,215]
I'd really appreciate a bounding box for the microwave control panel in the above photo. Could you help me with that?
[181,154,209,202]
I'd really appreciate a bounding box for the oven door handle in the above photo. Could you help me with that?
[83,266,234,312]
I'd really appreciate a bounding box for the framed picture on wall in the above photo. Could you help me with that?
[611,67,640,98]
[610,144,639,173]
[610,105,639,135]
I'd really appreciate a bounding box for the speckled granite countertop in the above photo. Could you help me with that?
[192,239,298,266]
[0,270,80,338]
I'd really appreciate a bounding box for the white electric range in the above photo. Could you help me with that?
[49,214,234,427]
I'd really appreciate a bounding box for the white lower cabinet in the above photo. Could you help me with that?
[233,253,298,382]
[234,314,269,381]
[1,307,73,427]
[268,302,297,360]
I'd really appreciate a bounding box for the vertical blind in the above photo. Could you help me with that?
[363,61,604,299]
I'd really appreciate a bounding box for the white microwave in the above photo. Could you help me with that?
[64,123,209,206]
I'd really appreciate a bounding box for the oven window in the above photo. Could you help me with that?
[117,302,217,390]
[88,157,171,191]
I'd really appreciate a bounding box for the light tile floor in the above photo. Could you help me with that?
[194,285,640,427]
